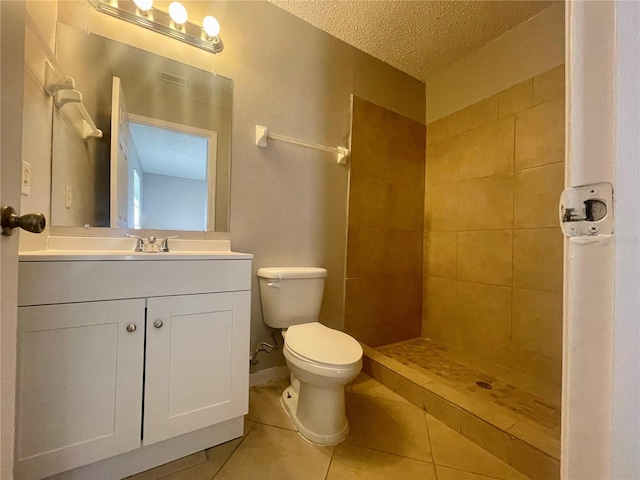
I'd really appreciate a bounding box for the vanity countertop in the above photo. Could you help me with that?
[19,236,252,261]
[19,251,253,261]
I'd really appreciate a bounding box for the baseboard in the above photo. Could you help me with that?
[249,365,289,386]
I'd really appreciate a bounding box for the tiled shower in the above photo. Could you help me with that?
[344,66,565,479]
[423,64,565,404]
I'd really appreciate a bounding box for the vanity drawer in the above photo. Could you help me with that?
[18,259,252,306]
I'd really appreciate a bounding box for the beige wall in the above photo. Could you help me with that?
[19,1,425,372]
[423,65,564,403]
[345,96,425,346]
[426,2,564,123]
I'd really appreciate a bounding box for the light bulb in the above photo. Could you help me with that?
[202,16,220,38]
[168,2,188,26]
[133,0,153,14]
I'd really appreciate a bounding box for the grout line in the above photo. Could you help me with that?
[323,446,337,480]
[423,409,439,480]
[343,441,435,465]
[211,421,261,479]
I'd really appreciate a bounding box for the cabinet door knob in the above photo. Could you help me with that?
[126,323,137,333]
[153,320,163,329]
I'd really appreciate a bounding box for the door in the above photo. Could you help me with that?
[110,76,131,228]
[563,1,640,479]
[143,292,250,446]
[0,1,26,477]
[15,300,145,479]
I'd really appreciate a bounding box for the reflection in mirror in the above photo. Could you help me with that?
[51,22,232,231]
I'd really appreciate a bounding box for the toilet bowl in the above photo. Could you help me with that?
[281,322,362,445]
[257,267,363,445]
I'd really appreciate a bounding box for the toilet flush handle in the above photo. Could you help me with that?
[267,281,281,289]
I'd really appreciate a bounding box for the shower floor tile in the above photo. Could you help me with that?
[376,337,561,439]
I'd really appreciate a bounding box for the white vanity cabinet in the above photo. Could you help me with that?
[17,300,145,477]
[144,292,249,446]
[15,254,252,480]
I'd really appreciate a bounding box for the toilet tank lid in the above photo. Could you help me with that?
[257,267,327,279]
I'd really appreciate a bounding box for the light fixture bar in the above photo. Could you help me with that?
[88,0,223,54]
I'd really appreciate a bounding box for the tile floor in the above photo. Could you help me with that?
[376,338,561,439]
[128,374,530,480]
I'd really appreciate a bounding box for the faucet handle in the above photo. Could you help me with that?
[124,234,145,252]
[159,235,178,252]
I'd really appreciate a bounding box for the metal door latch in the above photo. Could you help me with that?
[559,183,613,237]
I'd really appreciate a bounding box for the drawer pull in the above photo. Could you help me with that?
[126,323,137,333]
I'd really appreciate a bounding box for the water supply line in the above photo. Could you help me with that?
[249,329,280,365]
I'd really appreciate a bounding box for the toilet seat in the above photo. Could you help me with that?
[284,322,362,367]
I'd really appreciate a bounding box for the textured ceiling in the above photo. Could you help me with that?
[269,0,558,82]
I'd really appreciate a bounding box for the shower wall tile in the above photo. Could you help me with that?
[456,230,513,286]
[457,173,514,231]
[456,281,512,343]
[424,231,457,278]
[515,98,565,170]
[423,66,565,400]
[346,97,425,345]
[387,276,423,324]
[498,79,534,118]
[350,131,390,179]
[351,320,421,348]
[533,64,565,106]
[423,276,460,349]
[348,174,389,228]
[388,183,424,232]
[446,106,474,137]
[462,336,526,375]
[522,351,562,397]
[458,117,515,181]
[389,109,428,147]
[384,229,423,277]
[425,183,458,231]
[467,95,500,130]
[345,278,389,329]
[426,137,459,186]
[513,288,563,360]
[388,135,426,187]
[514,163,565,229]
[346,226,386,278]
[513,228,564,293]
[427,118,449,145]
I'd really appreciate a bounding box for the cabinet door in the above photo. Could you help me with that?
[16,299,145,479]
[144,292,250,445]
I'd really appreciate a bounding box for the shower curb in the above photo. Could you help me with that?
[361,344,560,480]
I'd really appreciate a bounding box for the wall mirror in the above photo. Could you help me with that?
[51,22,232,231]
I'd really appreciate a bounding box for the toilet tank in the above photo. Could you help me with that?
[257,267,327,329]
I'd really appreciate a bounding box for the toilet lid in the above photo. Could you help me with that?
[285,322,362,366]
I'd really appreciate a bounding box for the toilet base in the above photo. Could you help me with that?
[281,385,350,446]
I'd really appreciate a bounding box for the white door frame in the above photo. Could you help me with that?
[0,1,26,478]
[563,1,640,478]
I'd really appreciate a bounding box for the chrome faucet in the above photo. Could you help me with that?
[125,234,145,252]
[125,234,178,252]
[159,236,179,252]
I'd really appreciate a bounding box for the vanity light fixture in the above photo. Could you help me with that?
[202,15,220,40]
[132,0,152,16]
[168,2,188,29]
[88,0,223,54]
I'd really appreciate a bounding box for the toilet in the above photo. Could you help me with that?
[257,267,362,445]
